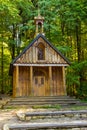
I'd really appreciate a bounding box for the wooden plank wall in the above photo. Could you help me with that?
[16,37,67,64]
[52,67,65,96]
[13,66,66,97]
[19,66,30,96]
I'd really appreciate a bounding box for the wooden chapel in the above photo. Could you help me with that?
[10,14,70,97]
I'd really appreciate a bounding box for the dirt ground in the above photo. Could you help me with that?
[0,108,35,130]
[0,95,18,129]
[1,95,87,130]
[0,109,17,130]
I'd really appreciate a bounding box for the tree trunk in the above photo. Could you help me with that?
[76,19,83,94]
[12,24,16,60]
[1,44,4,93]
[76,19,81,62]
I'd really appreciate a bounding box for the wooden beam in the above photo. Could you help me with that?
[49,66,52,96]
[14,64,69,67]
[30,66,33,95]
[62,66,67,95]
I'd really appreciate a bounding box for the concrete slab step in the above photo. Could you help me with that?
[4,96,85,109]
[3,121,87,130]
[13,96,70,99]
[16,110,87,121]
[24,110,87,117]
[10,99,79,102]
[11,96,76,100]
[8,100,79,104]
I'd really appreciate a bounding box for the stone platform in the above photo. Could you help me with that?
[3,96,83,109]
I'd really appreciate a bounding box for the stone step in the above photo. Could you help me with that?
[8,100,79,104]
[9,96,79,104]
[25,110,87,117]
[11,98,78,102]
[17,110,87,121]
[4,102,87,109]
[5,101,79,108]
[13,96,70,99]
[3,121,87,130]
[11,96,76,100]
[3,96,83,109]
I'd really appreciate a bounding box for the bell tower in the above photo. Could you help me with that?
[34,10,44,36]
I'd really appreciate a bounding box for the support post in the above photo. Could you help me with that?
[49,66,52,96]
[13,66,15,97]
[42,24,44,33]
[62,66,67,95]
[30,66,33,95]
[36,24,38,35]
[15,65,19,97]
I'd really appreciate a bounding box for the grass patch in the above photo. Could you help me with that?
[32,104,61,110]
[3,106,16,109]
[67,105,87,110]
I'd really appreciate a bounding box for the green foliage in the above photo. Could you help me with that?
[0,0,87,98]
[68,105,87,110]
[57,46,71,55]
[66,61,87,97]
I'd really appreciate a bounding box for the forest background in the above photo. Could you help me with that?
[0,0,87,99]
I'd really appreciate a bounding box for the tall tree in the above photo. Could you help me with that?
[0,0,87,97]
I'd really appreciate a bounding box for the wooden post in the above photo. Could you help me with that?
[13,66,15,97]
[15,65,19,97]
[42,24,44,33]
[36,24,38,35]
[30,66,33,96]
[62,66,67,95]
[49,66,52,96]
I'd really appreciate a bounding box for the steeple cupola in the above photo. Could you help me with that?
[34,11,44,36]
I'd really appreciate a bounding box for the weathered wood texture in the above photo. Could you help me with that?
[19,66,30,96]
[12,36,69,97]
[13,66,66,97]
[16,37,67,64]
[13,66,16,97]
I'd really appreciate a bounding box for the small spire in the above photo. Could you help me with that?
[38,0,40,16]
[34,0,45,36]
[38,8,40,16]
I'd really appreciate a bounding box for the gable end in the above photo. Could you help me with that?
[11,34,70,65]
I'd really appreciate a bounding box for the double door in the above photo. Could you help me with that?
[33,76,45,96]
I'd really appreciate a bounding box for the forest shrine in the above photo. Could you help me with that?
[10,14,70,97]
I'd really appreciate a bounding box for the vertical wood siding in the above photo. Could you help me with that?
[18,66,30,96]
[13,66,66,97]
[13,36,68,97]
[16,37,68,64]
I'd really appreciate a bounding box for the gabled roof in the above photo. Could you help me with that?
[11,33,71,65]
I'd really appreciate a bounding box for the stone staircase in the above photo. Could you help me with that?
[3,96,82,109]
[3,110,87,130]
[3,96,87,130]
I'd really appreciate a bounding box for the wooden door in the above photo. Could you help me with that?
[33,76,45,96]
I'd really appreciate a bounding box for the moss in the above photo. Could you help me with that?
[68,106,87,110]
[32,104,61,110]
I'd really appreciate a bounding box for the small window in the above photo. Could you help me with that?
[37,43,45,60]
[38,48,44,60]
[38,22,42,33]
